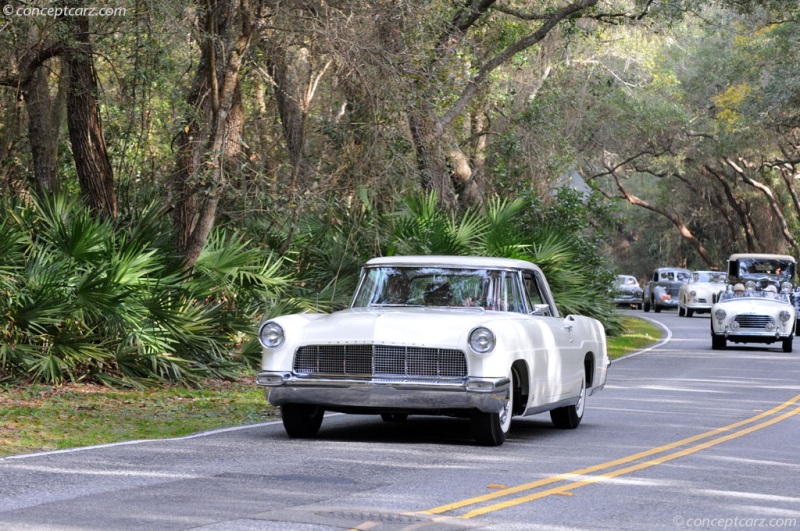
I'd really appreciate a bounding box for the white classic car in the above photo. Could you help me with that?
[256,255,610,446]
[710,253,798,352]
[678,270,727,317]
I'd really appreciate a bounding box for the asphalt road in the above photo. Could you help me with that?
[2,309,799,531]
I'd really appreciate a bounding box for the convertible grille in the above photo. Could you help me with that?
[733,314,774,329]
[293,345,467,378]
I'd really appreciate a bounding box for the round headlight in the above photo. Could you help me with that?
[690,290,697,297]
[714,309,727,321]
[469,327,495,354]
[779,310,791,322]
[745,280,756,291]
[781,282,792,293]
[258,321,285,348]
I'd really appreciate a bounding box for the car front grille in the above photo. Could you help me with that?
[733,314,774,329]
[293,345,467,378]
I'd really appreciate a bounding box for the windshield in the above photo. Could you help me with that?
[352,266,525,312]
[660,270,691,282]
[614,276,638,288]
[720,288,790,303]
[692,271,727,283]
[734,259,794,282]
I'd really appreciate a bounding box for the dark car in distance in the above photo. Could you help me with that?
[611,275,643,309]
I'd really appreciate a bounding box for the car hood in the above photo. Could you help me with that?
[687,283,725,293]
[713,298,792,312]
[296,307,512,346]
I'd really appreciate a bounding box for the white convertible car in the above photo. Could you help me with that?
[678,270,727,317]
[256,255,610,446]
[710,253,798,352]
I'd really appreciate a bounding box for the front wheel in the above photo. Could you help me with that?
[643,299,651,312]
[686,308,694,318]
[782,337,793,353]
[678,306,686,317]
[550,374,586,429]
[711,332,726,350]
[471,370,514,446]
[281,404,324,438]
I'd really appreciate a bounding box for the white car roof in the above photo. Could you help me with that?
[365,255,543,273]
[728,253,796,262]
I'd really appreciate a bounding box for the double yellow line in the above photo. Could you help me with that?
[422,393,800,519]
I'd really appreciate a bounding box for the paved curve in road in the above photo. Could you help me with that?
[1,309,799,530]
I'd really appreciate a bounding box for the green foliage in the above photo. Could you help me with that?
[0,193,293,386]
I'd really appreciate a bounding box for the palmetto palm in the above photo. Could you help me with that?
[0,194,294,385]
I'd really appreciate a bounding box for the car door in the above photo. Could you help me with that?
[520,271,580,405]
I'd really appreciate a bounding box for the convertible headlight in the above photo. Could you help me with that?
[469,327,495,354]
[779,310,791,322]
[258,321,285,348]
[714,309,727,321]
[781,282,792,293]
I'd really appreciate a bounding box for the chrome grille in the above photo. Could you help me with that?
[733,314,774,329]
[294,345,467,378]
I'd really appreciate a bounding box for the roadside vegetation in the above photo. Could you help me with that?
[0,317,661,457]
[0,189,622,388]
[606,316,663,360]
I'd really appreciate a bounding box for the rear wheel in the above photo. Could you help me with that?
[550,374,586,429]
[281,404,324,438]
[471,370,514,446]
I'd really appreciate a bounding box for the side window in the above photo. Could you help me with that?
[522,272,549,315]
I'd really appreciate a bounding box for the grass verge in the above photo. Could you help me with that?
[0,375,276,457]
[607,315,663,360]
[1,317,662,457]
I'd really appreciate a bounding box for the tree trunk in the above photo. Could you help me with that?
[704,165,759,252]
[725,157,798,253]
[64,15,117,219]
[171,0,255,268]
[23,65,60,196]
[408,108,458,210]
[603,165,716,267]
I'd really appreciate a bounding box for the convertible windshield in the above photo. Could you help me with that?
[352,266,525,312]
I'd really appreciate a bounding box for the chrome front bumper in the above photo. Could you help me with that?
[255,372,511,413]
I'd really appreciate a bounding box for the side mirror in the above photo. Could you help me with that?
[531,304,551,316]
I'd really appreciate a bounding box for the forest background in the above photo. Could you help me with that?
[1,0,799,387]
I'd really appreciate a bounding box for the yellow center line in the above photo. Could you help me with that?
[423,393,800,517]
[461,403,800,518]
